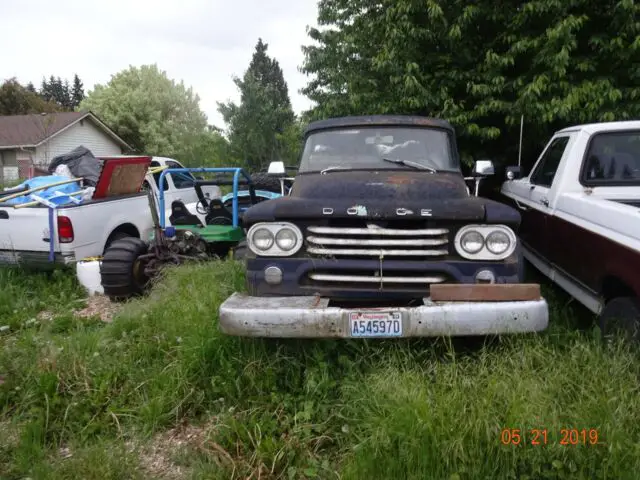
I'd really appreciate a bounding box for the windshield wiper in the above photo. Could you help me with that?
[320,166,355,175]
[382,158,436,173]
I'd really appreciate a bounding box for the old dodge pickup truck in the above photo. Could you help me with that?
[501,120,640,341]
[219,115,549,338]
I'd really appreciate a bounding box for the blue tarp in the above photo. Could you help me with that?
[4,175,82,205]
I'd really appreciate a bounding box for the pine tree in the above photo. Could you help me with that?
[25,82,36,93]
[62,79,72,109]
[71,74,85,108]
[40,77,52,102]
[52,76,66,108]
[245,38,294,128]
[217,38,296,170]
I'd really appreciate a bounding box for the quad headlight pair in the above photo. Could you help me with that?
[247,222,303,256]
[454,224,517,260]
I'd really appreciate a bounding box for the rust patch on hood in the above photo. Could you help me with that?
[385,174,417,185]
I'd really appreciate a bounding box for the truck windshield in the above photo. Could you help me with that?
[298,127,458,173]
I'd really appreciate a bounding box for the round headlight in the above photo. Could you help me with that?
[485,230,511,254]
[275,227,297,251]
[460,230,484,253]
[252,228,274,250]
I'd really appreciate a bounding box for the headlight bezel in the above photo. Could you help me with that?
[454,224,517,260]
[247,222,303,256]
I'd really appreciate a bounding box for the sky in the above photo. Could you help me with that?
[1,0,319,129]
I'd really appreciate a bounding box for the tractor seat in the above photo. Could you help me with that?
[169,200,204,227]
[205,198,233,225]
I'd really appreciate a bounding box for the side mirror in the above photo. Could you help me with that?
[473,159,495,176]
[267,161,286,176]
[505,166,521,180]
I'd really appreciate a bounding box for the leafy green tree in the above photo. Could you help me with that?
[0,78,62,115]
[218,38,296,171]
[301,0,640,170]
[79,64,209,157]
[175,129,237,168]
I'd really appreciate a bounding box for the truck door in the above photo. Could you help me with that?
[514,135,571,261]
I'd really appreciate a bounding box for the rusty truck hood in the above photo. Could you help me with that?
[243,170,520,224]
[291,170,468,201]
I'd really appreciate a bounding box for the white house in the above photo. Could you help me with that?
[0,111,131,182]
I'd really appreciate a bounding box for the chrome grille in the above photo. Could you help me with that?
[309,273,447,284]
[305,225,450,258]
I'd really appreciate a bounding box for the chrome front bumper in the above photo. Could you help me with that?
[218,293,549,338]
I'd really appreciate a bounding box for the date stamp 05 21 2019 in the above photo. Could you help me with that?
[500,428,601,446]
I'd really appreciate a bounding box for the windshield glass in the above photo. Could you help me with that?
[298,126,458,173]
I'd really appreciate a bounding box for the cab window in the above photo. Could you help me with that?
[529,136,569,188]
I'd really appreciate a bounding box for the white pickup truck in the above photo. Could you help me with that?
[0,156,220,269]
[501,120,640,339]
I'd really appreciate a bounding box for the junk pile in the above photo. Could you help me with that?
[0,146,100,208]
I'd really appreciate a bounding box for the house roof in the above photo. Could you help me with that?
[0,111,131,150]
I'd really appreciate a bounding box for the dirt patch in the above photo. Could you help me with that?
[0,420,21,450]
[73,295,121,323]
[137,421,225,480]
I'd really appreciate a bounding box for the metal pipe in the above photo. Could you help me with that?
[518,114,524,169]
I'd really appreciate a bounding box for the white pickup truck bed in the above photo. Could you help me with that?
[0,192,155,267]
[0,156,219,269]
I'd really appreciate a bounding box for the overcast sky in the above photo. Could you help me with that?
[1,0,319,128]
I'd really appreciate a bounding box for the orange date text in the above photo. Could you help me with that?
[500,428,600,446]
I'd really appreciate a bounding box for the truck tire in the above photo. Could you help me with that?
[104,231,134,252]
[249,173,282,194]
[100,237,151,301]
[598,296,640,344]
[232,240,248,261]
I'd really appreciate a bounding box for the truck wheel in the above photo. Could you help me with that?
[104,231,133,252]
[250,173,282,194]
[598,296,640,344]
[100,237,151,301]
[232,240,247,261]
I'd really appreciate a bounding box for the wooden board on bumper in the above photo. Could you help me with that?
[430,283,541,302]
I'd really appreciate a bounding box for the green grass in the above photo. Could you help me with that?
[0,263,639,479]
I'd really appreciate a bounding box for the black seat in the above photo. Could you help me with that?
[169,200,204,227]
[205,198,233,225]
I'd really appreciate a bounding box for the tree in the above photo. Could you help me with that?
[301,0,640,170]
[176,129,236,168]
[218,38,296,171]
[79,64,208,156]
[0,78,62,115]
[71,74,84,108]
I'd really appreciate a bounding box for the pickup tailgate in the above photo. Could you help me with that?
[0,205,70,267]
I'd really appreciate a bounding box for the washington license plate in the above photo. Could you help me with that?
[349,311,403,337]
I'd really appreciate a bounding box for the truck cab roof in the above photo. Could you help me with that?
[557,120,640,135]
[304,115,455,136]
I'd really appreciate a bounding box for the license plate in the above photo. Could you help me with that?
[349,311,403,337]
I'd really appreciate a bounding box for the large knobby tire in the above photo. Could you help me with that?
[598,296,640,344]
[104,231,134,252]
[100,237,151,301]
[232,240,248,261]
[249,172,283,194]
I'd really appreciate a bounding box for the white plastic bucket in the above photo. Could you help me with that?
[76,258,104,296]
